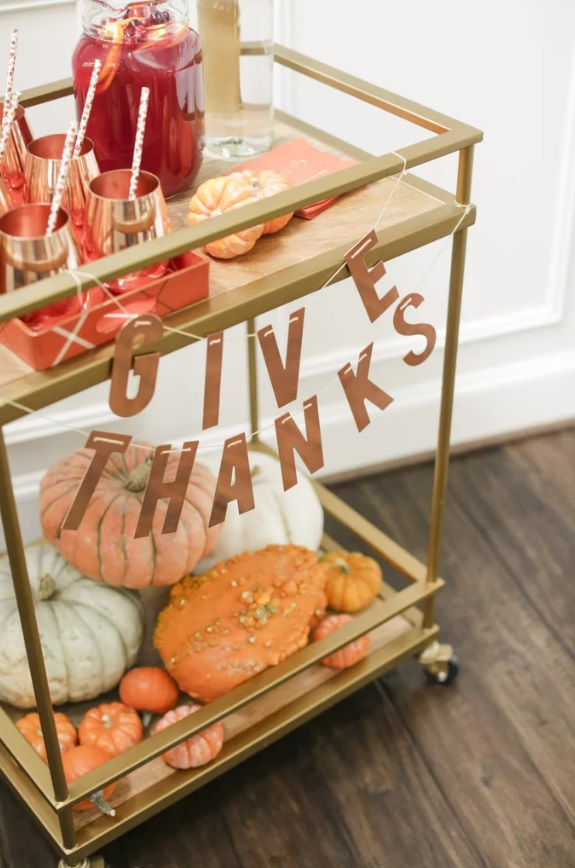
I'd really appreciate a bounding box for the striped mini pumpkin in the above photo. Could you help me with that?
[312,614,370,669]
[154,705,224,769]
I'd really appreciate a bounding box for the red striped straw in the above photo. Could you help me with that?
[73,59,102,158]
[2,29,18,126]
[46,120,78,236]
[0,91,20,163]
[128,87,150,201]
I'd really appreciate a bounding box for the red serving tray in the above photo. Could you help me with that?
[0,251,209,371]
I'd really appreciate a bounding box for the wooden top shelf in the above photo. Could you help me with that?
[0,116,475,427]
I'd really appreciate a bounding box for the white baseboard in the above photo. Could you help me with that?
[304,348,575,477]
[5,348,574,549]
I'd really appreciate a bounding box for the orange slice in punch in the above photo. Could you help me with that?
[97,21,124,94]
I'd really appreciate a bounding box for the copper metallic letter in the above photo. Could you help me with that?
[275,396,324,491]
[257,308,305,408]
[344,231,399,323]
[393,293,437,366]
[61,431,132,531]
[109,315,163,418]
[203,331,224,429]
[134,441,199,538]
[209,433,255,527]
[339,344,393,432]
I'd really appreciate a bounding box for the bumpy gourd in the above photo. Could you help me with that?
[198,452,324,571]
[39,440,221,588]
[154,545,328,702]
[0,545,144,708]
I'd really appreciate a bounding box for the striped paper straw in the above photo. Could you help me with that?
[73,59,101,158]
[128,87,149,200]
[46,120,78,236]
[0,91,20,163]
[2,29,18,126]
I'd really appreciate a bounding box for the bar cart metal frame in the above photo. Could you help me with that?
[0,46,482,866]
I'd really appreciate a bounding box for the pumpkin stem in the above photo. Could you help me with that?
[37,573,56,601]
[333,557,351,575]
[126,456,153,492]
[90,791,116,817]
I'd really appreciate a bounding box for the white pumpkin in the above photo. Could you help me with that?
[0,545,144,708]
[197,452,324,571]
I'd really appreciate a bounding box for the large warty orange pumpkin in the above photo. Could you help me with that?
[154,545,328,702]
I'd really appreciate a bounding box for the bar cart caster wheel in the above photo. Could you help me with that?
[419,641,459,685]
[58,856,107,868]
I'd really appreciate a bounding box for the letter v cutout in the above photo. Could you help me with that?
[257,308,305,408]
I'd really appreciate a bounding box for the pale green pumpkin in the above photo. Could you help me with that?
[0,545,144,708]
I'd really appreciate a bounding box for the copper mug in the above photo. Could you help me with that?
[0,203,83,326]
[25,134,99,244]
[0,102,33,206]
[83,169,171,293]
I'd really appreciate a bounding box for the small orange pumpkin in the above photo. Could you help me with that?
[119,667,179,715]
[16,712,77,762]
[154,705,224,769]
[321,551,382,612]
[78,702,143,758]
[230,169,294,234]
[187,175,264,259]
[312,614,370,669]
[62,745,116,814]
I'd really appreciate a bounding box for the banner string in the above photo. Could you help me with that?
[0,159,471,455]
[82,152,410,343]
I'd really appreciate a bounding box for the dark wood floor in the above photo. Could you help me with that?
[1,428,574,868]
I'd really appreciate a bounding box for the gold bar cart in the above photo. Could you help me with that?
[0,46,482,867]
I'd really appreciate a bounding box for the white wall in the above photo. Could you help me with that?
[274,0,575,465]
[2,1,575,541]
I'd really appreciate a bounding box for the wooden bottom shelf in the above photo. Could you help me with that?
[70,615,438,859]
[0,603,439,861]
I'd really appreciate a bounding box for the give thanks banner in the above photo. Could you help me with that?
[61,229,437,539]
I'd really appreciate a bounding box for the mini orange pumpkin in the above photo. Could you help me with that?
[230,169,294,234]
[154,705,224,769]
[321,551,382,612]
[79,702,143,757]
[16,712,77,762]
[154,545,327,702]
[312,614,370,669]
[62,745,116,814]
[119,667,179,715]
[187,175,264,259]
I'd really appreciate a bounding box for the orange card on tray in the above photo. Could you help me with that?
[230,139,357,219]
